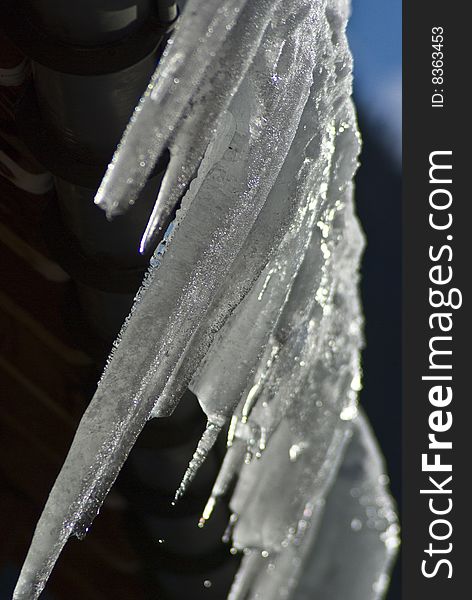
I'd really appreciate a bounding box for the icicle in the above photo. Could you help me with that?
[95,0,253,216]
[236,121,362,456]
[227,415,239,447]
[138,162,187,254]
[226,215,364,555]
[241,383,262,425]
[17,27,324,589]
[227,551,264,600]
[149,5,345,422]
[199,440,246,527]
[174,420,223,501]
[199,496,216,528]
[138,106,236,253]
[98,0,279,254]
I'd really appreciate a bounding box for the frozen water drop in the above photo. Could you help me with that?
[351,518,362,532]
[340,404,359,421]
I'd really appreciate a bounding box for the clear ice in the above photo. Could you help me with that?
[13,0,399,598]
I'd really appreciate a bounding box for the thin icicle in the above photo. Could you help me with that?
[174,420,223,501]
[199,440,246,527]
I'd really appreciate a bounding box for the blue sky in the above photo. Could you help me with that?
[347,0,401,159]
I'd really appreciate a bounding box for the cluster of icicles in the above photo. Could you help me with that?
[14,0,399,598]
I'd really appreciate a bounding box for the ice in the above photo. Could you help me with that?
[96,0,279,240]
[228,230,363,553]
[291,413,400,600]
[174,420,222,500]
[199,440,246,527]
[14,0,399,598]
[231,413,398,600]
[138,0,281,252]
[177,0,360,492]
[227,550,265,600]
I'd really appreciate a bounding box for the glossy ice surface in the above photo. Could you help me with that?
[13,0,398,598]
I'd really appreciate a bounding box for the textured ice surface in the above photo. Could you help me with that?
[291,413,400,600]
[14,0,398,598]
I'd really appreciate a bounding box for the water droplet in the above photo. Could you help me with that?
[289,444,303,462]
[199,496,216,528]
[351,518,362,531]
[340,404,358,421]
